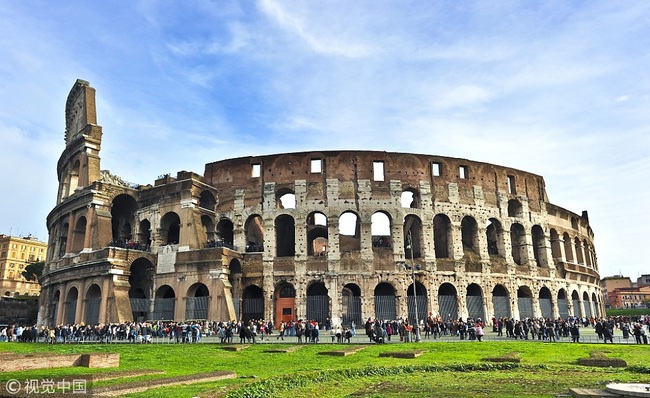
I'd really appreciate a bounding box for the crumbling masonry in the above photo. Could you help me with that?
[37,80,604,327]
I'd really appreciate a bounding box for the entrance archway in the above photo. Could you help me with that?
[306,282,329,324]
[374,283,396,321]
[275,282,296,326]
[342,284,362,328]
[437,283,458,321]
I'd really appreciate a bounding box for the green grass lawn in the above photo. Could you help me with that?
[1,341,649,397]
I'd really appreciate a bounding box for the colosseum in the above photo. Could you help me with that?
[37,79,604,328]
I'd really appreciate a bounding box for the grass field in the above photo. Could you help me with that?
[1,339,649,398]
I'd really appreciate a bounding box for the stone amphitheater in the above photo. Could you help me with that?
[37,79,604,328]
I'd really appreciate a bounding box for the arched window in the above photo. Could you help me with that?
[486,218,504,256]
[404,215,422,258]
[371,212,391,248]
[307,212,328,256]
[531,225,546,267]
[433,214,452,259]
[339,211,360,251]
[275,215,296,257]
[510,223,527,265]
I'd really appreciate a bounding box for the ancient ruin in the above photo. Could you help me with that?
[37,79,604,327]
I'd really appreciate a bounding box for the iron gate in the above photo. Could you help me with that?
[466,295,485,321]
[306,295,329,324]
[242,298,264,323]
[84,298,101,325]
[558,298,569,319]
[539,298,553,319]
[437,295,458,321]
[518,297,533,319]
[186,296,209,320]
[152,298,175,320]
[492,296,511,319]
[374,295,396,321]
[342,295,362,327]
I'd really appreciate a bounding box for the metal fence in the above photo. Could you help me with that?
[374,295,396,321]
[306,295,329,324]
[438,295,458,321]
[186,296,209,320]
[466,295,485,321]
[539,298,553,319]
[492,296,511,319]
[342,295,362,327]
[84,298,101,325]
[518,297,533,319]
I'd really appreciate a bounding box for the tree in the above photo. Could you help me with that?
[21,261,45,283]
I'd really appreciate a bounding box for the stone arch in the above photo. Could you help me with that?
[129,257,154,321]
[186,283,209,320]
[510,223,527,265]
[407,281,427,325]
[201,215,216,244]
[584,240,593,268]
[582,291,592,319]
[433,214,452,259]
[242,285,264,323]
[466,284,485,321]
[138,219,151,249]
[563,232,574,262]
[492,284,511,319]
[461,216,479,251]
[374,282,396,321]
[539,286,553,319]
[245,215,264,252]
[507,199,523,218]
[111,194,138,243]
[275,282,296,326]
[275,214,295,257]
[84,284,101,325]
[306,281,329,324]
[574,237,585,265]
[199,190,216,210]
[58,221,69,257]
[557,288,569,319]
[307,211,328,256]
[276,188,296,209]
[70,216,87,253]
[67,158,81,197]
[371,211,392,248]
[571,290,582,317]
[517,286,534,319]
[401,188,420,209]
[438,283,458,321]
[461,215,479,253]
[592,292,600,317]
[342,283,362,327]
[216,218,234,247]
[339,211,360,251]
[486,218,505,256]
[160,212,181,245]
[531,225,547,267]
[404,215,423,258]
[153,285,176,320]
[64,286,79,325]
[550,229,562,260]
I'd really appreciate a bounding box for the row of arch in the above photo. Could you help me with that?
[50,190,595,273]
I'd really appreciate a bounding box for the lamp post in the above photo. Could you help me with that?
[405,230,422,342]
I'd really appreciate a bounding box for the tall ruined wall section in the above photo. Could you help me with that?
[203,151,601,323]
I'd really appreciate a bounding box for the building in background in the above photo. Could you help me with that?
[38,80,605,327]
[0,234,47,298]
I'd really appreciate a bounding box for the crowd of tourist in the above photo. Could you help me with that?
[0,314,648,345]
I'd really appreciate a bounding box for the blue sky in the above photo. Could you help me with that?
[1,1,648,279]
